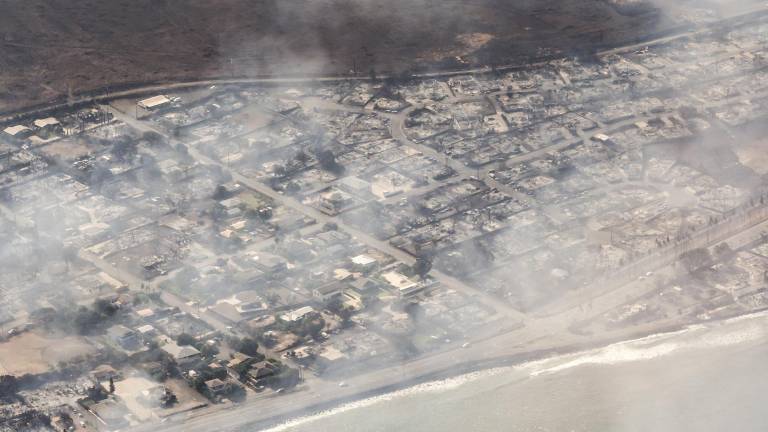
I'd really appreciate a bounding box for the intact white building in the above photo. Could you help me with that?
[280,306,315,322]
[161,342,202,367]
[3,124,31,138]
[138,95,172,110]
[351,254,378,272]
[382,271,424,298]
[33,117,60,129]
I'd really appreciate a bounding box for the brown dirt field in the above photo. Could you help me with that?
[0,0,667,113]
[0,331,95,375]
[37,137,99,162]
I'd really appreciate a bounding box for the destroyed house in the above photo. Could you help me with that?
[312,281,347,302]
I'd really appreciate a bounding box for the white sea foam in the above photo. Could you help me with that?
[528,312,768,377]
[257,311,768,431]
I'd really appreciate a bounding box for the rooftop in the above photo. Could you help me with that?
[161,342,201,359]
[382,271,418,291]
[352,254,377,266]
[33,117,60,128]
[138,95,172,109]
[107,324,135,339]
[280,306,315,322]
[3,125,30,136]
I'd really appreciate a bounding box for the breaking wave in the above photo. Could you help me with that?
[257,310,768,431]
[527,310,768,377]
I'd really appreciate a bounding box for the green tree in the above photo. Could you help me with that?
[200,343,220,359]
[273,164,287,178]
[680,248,713,273]
[212,184,230,200]
[266,366,300,389]
[294,149,311,164]
[111,136,138,161]
[413,256,432,279]
[93,299,118,317]
[0,375,19,399]
[318,150,340,173]
[714,243,733,260]
[142,131,165,145]
[327,297,354,324]
[301,316,325,339]
[176,333,196,346]
[235,337,260,356]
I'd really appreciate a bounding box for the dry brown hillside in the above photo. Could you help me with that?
[0,0,664,112]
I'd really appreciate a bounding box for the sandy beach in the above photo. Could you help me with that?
[140,305,768,432]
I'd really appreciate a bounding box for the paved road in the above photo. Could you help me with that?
[111,85,768,432]
[36,7,765,429]
[79,248,233,333]
[128,199,768,432]
[99,36,768,336]
[106,104,525,322]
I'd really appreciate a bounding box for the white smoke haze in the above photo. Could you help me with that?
[1,0,768,431]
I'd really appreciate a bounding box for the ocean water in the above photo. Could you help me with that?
[261,312,768,432]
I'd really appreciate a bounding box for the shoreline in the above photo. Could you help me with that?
[2,5,766,431]
[161,307,768,432]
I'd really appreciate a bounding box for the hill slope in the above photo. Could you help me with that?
[0,0,663,112]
